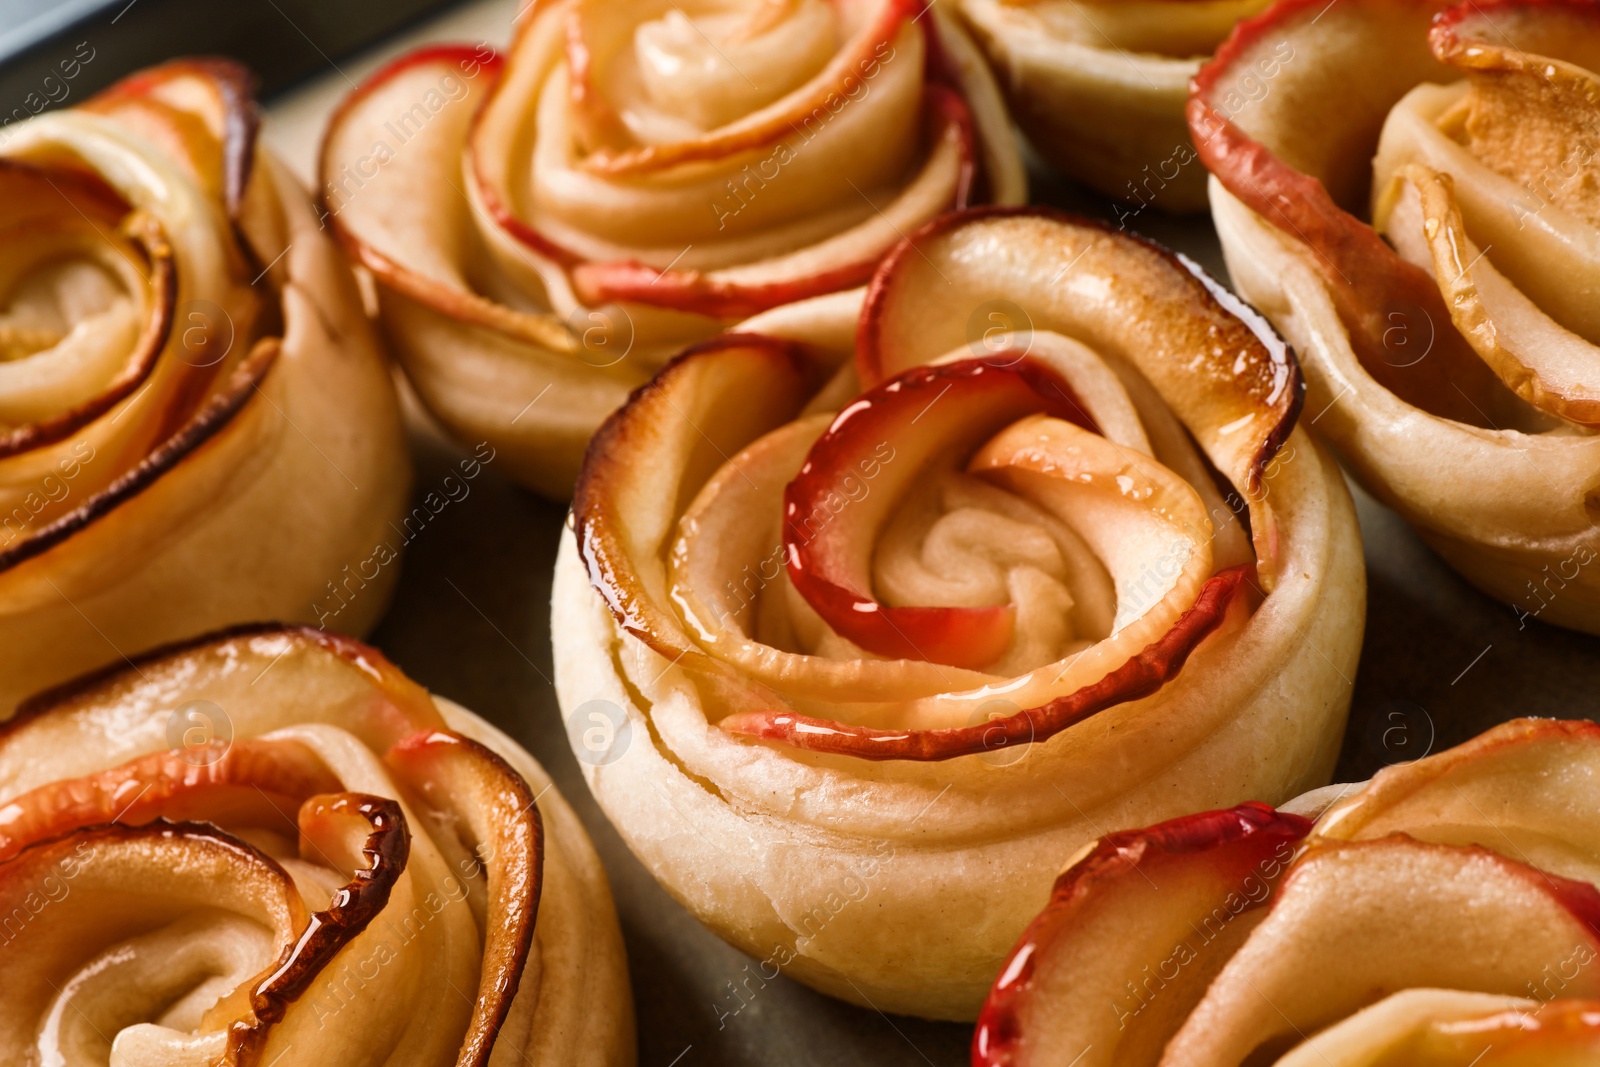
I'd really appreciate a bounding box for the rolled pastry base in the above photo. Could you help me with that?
[550,464,1365,1022]
[438,698,637,1067]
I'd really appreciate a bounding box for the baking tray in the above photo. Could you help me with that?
[15,1,1600,1062]
[0,0,462,111]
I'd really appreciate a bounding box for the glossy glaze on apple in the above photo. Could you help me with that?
[0,626,633,1067]
[1196,0,1600,633]
[977,718,1600,1066]
[552,208,1365,1019]
[320,0,1026,497]
[0,60,409,716]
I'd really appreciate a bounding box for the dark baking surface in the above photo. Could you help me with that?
[365,164,1600,1066]
[0,0,460,109]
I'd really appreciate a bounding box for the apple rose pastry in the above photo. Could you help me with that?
[1195,0,1600,632]
[974,717,1600,1067]
[321,0,1026,497]
[0,626,632,1066]
[553,207,1363,1019]
[0,60,408,714]
[956,0,1273,212]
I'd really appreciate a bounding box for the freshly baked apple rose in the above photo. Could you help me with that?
[320,0,1026,498]
[956,0,1273,212]
[553,207,1363,1019]
[1196,0,1600,632]
[974,717,1600,1067]
[0,626,633,1066]
[0,60,408,714]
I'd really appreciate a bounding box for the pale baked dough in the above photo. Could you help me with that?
[976,717,1600,1066]
[322,0,1025,497]
[0,626,634,1067]
[0,61,409,714]
[553,208,1365,1020]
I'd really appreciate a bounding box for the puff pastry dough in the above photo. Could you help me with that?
[1197,0,1600,632]
[322,0,1025,497]
[0,626,633,1067]
[958,0,1272,211]
[977,718,1600,1066]
[552,208,1364,1019]
[0,61,408,715]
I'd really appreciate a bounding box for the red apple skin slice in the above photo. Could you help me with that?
[854,206,1301,498]
[573,333,820,670]
[0,168,176,462]
[569,83,978,319]
[230,793,411,1061]
[1187,0,1510,426]
[384,729,544,1067]
[83,57,261,217]
[783,356,1098,669]
[0,737,339,861]
[720,564,1248,759]
[972,802,1312,1067]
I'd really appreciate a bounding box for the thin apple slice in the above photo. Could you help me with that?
[319,44,577,352]
[385,730,543,1067]
[1189,0,1512,427]
[782,357,1097,669]
[573,334,821,670]
[1430,0,1600,232]
[563,0,923,175]
[0,820,307,1065]
[1406,999,1600,1066]
[84,58,260,215]
[1273,989,1597,1067]
[0,626,447,798]
[569,85,976,318]
[666,411,996,706]
[0,737,339,861]
[857,208,1298,501]
[1380,166,1600,424]
[1312,717,1600,887]
[1162,836,1600,1065]
[972,803,1311,1067]
[0,163,175,459]
[718,565,1246,759]
[972,414,1214,636]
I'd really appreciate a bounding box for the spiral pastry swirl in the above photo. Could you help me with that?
[0,626,632,1067]
[321,0,1025,496]
[553,208,1364,1018]
[1196,0,1600,632]
[0,60,409,713]
[977,718,1600,1067]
